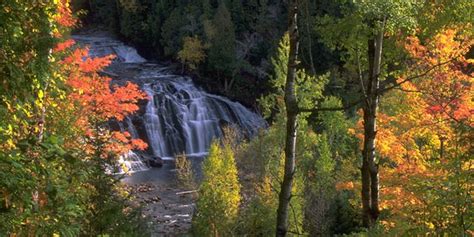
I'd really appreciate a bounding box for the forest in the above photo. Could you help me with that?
[0,0,472,236]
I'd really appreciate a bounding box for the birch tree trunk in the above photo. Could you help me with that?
[361,22,384,227]
[276,1,299,236]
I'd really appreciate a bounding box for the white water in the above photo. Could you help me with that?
[116,151,150,174]
[138,78,266,160]
[72,35,146,63]
[74,33,267,173]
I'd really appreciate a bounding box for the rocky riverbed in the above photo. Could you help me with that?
[122,162,198,236]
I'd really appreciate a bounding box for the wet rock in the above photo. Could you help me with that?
[149,196,161,203]
[148,157,163,167]
[136,183,154,192]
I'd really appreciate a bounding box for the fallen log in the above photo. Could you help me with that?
[176,190,198,195]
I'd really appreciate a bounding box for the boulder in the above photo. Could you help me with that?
[148,157,163,168]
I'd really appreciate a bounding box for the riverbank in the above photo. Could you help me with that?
[123,162,197,236]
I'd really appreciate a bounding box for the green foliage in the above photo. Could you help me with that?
[299,97,361,235]
[235,113,317,235]
[118,0,150,45]
[302,134,336,235]
[252,32,362,235]
[82,161,148,236]
[175,153,195,189]
[0,137,86,236]
[315,0,423,86]
[260,33,328,119]
[193,141,241,236]
[316,97,358,158]
[82,0,290,101]
[236,177,277,236]
[89,0,119,30]
[417,0,474,36]
[0,0,55,101]
[4,1,470,236]
[0,2,148,235]
[0,2,81,234]
[177,36,206,71]
[206,2,236,78]
[161,8,186,57]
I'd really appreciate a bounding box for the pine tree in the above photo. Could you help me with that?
[161,8,186,56]
[206,2,237,90]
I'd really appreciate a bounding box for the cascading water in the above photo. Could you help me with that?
[139,77,266,159]
[72,35,146,63]
[74,33,267,172]
[115,151,150,174]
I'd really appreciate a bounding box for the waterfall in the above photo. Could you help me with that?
[114,151,150,174]
[125,117,139,139]
[74,33,267,169]
[134,77,266,159]
[72,35,146,63]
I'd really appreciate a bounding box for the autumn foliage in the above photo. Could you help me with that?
[350,28,473,232]
[58,44,147,156]
[0,0,149,235]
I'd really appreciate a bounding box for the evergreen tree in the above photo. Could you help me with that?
[230,0,246,34]
[206,2,236,88]
[201,0,213,19]
[161,8,186,56]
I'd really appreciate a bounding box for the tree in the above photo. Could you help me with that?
[262,15,328,236]
[206,2,237,92]
[369,28,473,234]
[60,44,147,155]
[193,141,241,236]
[118,0,152,46]
[161,8,186,57]
[0,0,148,235]
[302,97,360,235]
[52,26,149,237]
[275,1,299,235]
[235,110,320,236]
[0,1,83,234]
[313,0,466,227]
[177,36,206,73]
[238,176,278,236]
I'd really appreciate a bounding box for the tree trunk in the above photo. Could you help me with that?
[361,21,384,227]
[276,1,299,236]
[361,153,371,227]
[303,0,316,75]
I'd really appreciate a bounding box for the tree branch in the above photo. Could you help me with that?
[379,57,457,94]
[298,57,456,114]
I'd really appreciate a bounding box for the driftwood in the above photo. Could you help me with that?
[175,190,198,195]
